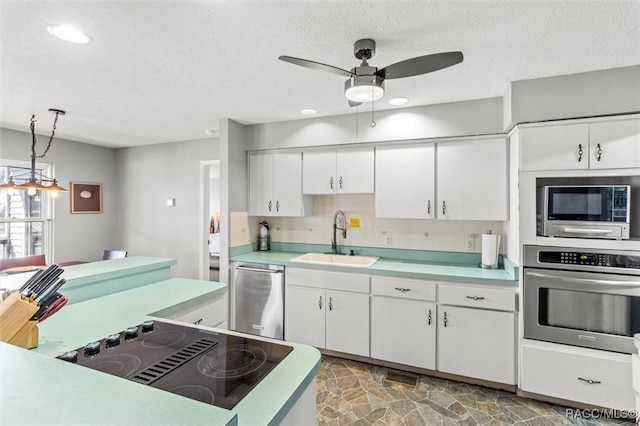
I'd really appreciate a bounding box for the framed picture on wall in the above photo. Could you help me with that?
[70,182,102,214]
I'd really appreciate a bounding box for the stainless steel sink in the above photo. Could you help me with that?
[290,252,379,268]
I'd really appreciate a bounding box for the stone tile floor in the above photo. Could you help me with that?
[316,355,636,426]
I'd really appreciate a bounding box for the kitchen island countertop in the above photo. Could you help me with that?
[1,277,320,426]
[231,250,518,286]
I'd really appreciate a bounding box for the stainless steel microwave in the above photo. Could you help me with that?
[537,185,630,240]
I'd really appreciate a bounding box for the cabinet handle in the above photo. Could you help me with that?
[442,200,447,215]
[596,143,603,162]
[466,296,485,301]
[577,144,583,162]
[276,201,280,212]
[427,200,431,215]
[394,287,411,292]
[328,297,333,311]
[339,176,343,189]
[428,309,432,326]
[443,312,448,328]
[194,318,203,325]
[578,377,601,385]
[268,201,272,212]
[318,296,323,310]
[330,177,334,189]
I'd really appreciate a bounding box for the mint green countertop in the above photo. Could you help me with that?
[231,247,518,286]
[1,278,320,425]
[0,256,176,302]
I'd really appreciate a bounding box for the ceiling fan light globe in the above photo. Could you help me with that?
[344,75,385,103]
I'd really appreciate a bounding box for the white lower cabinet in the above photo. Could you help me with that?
[371,276,437,369]
[521,342,634,411]
[437,305,515,384]
[371,297,436,369]
[285,268,370,357]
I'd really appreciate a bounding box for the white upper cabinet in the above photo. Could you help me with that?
[520,123,590,171]
[437,137,509,221]
[303,148,374,194]
[589,118,640,170]
[248,152,312,217]
[375,144,435,219]
[520,117,640,171]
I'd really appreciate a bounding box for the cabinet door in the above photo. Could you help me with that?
[248,153,273,216]
[325,290,369,357]
[272,152,304,216]
[336,148,374,194]
[303,151,336,194]
[371,297,436,370]
[437,138,508,221]
[375,144,435,219]
[520,124,589,171]
[438,306,515,384]
[589,118,640,170]
[284,286,325,348]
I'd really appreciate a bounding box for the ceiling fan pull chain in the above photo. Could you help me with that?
[370,86,376,128]
[355,105,359,138]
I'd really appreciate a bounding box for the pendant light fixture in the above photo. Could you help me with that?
[0,109,68,197]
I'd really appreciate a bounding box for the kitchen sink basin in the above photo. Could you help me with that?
[290,252,379,268]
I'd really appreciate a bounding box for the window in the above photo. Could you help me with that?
[0,159,53,260]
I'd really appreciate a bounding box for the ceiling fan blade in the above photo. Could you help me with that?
[348,100,362,108]
[279,56,353,77]
[377,51,463,80]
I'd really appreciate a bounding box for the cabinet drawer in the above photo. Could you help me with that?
[438,285,515,311]
[170,294,228,327]
[521,344,634,410]
[286,268,369,293]
[371,276,436,301]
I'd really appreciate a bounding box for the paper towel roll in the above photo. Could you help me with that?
[481,232,500,268]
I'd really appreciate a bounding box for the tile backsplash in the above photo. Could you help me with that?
[250,194,505,254]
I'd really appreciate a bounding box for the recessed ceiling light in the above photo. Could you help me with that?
[300,108,318,116]
[388,97,409,106]
[204,129,219,137]
[47,25,92,44]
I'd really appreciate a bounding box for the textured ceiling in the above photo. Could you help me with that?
[1,0,639,148]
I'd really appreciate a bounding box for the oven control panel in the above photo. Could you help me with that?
[538,250,640,269]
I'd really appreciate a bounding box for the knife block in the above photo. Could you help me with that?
[0,292,39,349]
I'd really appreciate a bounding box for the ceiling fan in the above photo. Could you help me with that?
[279,39,463,107]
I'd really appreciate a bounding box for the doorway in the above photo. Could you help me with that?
[199,160,221,281]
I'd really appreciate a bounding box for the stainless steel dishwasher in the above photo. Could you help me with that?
[232,262,285,340]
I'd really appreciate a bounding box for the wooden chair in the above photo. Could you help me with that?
[101,250,127,260]
[0,254,46,272]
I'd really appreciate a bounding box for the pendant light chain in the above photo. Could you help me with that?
[31,110,61,159]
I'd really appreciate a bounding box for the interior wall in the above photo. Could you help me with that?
[245,97,503,151]
[220,118,247,284]
[0,128,116,263]
[114,137,219,279]
[252,194,504,254]
[506,65,640,127]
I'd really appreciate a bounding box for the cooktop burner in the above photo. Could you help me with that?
[57,320,293,410]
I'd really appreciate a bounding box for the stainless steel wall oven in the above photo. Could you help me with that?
[523,245,640,354]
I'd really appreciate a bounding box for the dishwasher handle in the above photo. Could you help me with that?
[235,265,283,274]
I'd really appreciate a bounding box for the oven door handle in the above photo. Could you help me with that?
[525,272,640,286]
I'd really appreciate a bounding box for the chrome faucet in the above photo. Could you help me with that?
[331,210,347,254]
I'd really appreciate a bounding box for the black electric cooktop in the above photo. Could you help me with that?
[56,320,293,410]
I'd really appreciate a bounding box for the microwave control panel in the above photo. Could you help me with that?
[539,251,640,270]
